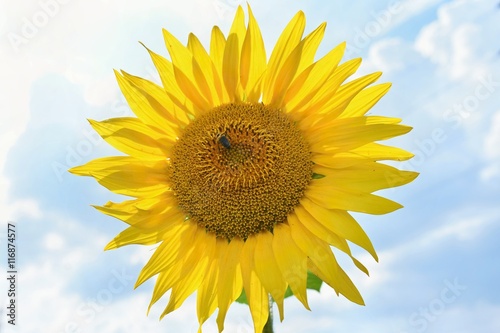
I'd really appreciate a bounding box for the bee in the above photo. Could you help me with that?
[217,133,231,149]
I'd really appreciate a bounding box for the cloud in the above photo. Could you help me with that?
[483,110,500,160]
[358,0,500,194]
[2,1,500,332]
[390,0,445,28]
[480,110,500,180]
[381,204,500,265]
[429,302,500,333]
[415,0,499,79]
[0,197,42,221]
[365,37,423,73]
[0,209,165,333]
[42,231,66,250]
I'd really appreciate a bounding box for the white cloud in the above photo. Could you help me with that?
[429,302,500,333]
[415,0,499,79]
[424,213,497,242]
[480,110,500,180]
[365,37,422,73]
[1,210,150,333]
[42,232,65,250]
[343,205,500,302]
[386,205,500,261]
[1,1,500,332]
[360,0,500,187]
[0,0,236,247]
[390,0,445,29]
[0,197,42,221]
[480,164,500,182]
[483,111,500,160]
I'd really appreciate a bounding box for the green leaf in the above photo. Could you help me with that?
[284,286,294,298]
[235,271,323,305]
[312,173,325,179]
[305,271,323,292]
[235,288,248,304]
[284,271,323,298]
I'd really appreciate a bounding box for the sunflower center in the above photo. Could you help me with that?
[170,103,312,240]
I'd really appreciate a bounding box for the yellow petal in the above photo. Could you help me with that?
[216,238,244,332]
[294,204,370,275]
[318,71,383,120]
[265,22,327,108]
[308,117,412,154]
[317,114,404,130]
[308,259,364,305]
[288,213,338,287]
[87,117,172,159]
[240,4,266,102]
[289,213,364,304]
[163,29,211,111]
[142,46,197,118]
[197,239,223,328]
[104,225,165,250]
[240,234,269,333]
[339,83,392,118]
[313,163,419,193]
[69,156,169,197]
[228,6,246,50]
[266,39,303,108]
[311,153,367,169]
[295,205,355,254]
[350,143,415,161]
[210,26,227,99]
[93,194,185,230]
[162,227,213,318]
[115,70,185,136]
[135,221,194,288]
[223,33,241,102]
[294,22,326,75]
[253,231,287,321]
[351,257,370,276]
[222,6,246,101]
[297,58,362,129]
[263,11,305,104]
[301,197,377,260]
[188,33,223,106]
[284,42,345,113]
[272,223,309,309]
[184,37,214,106]
[147,227,211,313]
[121,70,189,127]
[311,143,415,169]
[93,196,160,223]
[306,184,403,214]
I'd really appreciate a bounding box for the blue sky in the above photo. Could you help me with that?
[1,0,499,332]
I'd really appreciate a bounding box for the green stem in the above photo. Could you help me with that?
[262,295,274,333]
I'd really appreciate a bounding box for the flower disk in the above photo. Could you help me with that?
[170,103,312,240]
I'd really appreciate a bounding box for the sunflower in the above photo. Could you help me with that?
[70,5,417,333]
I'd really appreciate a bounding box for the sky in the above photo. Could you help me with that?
[0,0,499,332]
